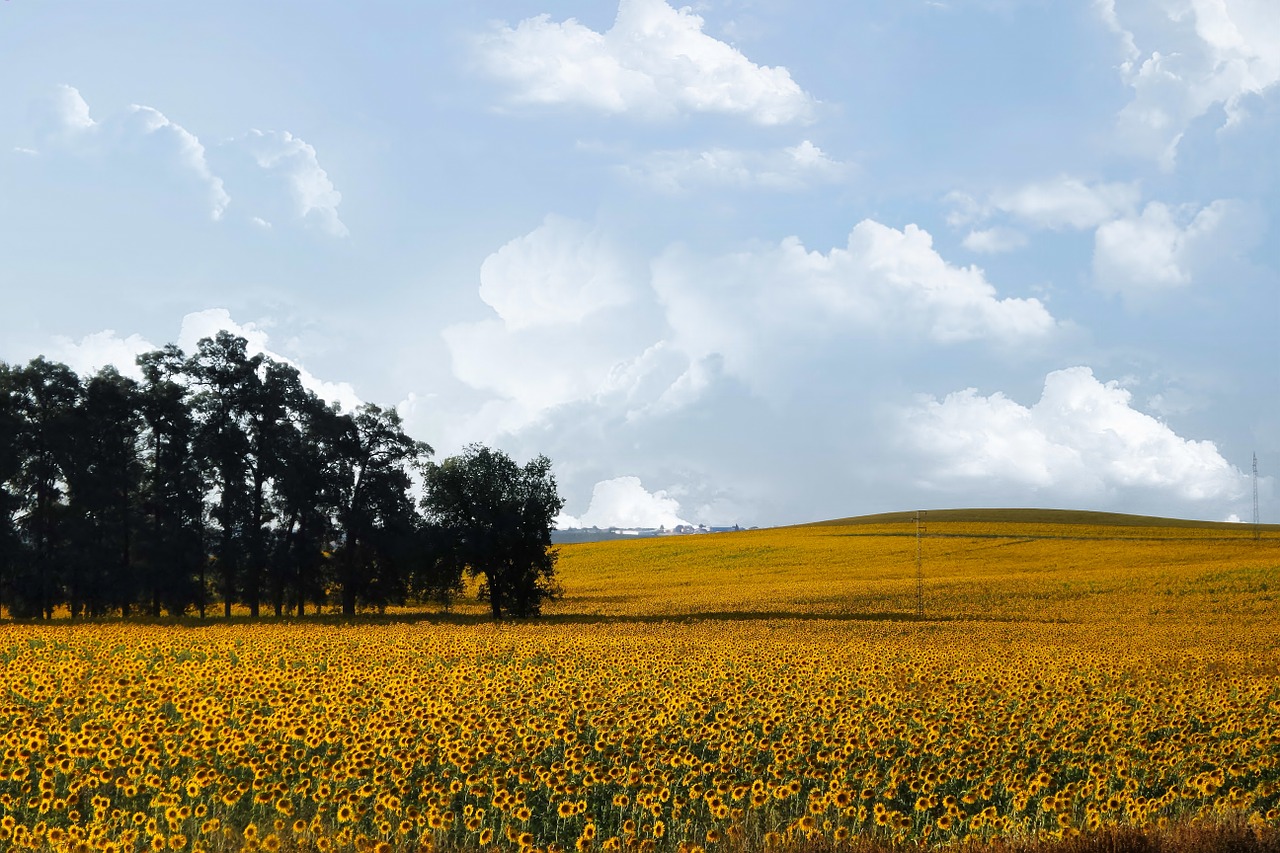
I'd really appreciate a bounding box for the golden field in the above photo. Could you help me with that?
[1,511,1278,853]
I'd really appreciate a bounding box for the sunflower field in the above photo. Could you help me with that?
[0,515,1277,853]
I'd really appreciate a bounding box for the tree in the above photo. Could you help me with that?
[65,367,144,617]
[188,332,261,618]
[422,444,564,619]
[7,358,83,619]
[330,404,432,616]
[266,374,342,617]
[0,363,25,616]
[137,346,206,617]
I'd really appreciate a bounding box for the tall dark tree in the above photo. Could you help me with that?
[331,404,432,616]
[422,444,564,619]
[0,363,25,616]
[64,367,144,617]
[239,357,302,618]
[263,365,338,617]
[8,358,83,618]
[188,333,259,618]
[137,346,206,617]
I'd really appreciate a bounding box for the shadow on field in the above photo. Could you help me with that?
[2,607,1075,629]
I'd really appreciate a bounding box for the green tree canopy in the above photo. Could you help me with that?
[422,444,564,619]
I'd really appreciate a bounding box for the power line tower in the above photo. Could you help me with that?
[914,510,927,618]
[1254,453,1261,541]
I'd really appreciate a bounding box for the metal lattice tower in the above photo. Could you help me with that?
[915,510,927,617]
[1254,453,1261,541]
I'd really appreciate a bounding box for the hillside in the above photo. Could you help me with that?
[806,507,1279,530]
[549,509,1280,628]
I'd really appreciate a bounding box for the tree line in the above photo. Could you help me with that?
[0,331,564,621]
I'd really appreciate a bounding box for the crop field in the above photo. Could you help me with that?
[1,511,1278,853]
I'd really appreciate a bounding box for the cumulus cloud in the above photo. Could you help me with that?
[1100,0,1280,168]
[477,0,814,124]
[625,140,848,192]
[444,217,1056,437]
[1093,199,1257,295]
[441,215,660,435]
[52,84,97,135]
[961,227,1028,254]
[556,476,691,529]
[653,220,1055,386]
[242,129,347,237]
[128,105,230,221]
[443,316,657,435]
[478,215,634,329]
[947,176,1140,232]
[48,330,158,381]
[26,86,349,235]
[901,366,1249,507]
[948,177,1259,300]
[37,86,230,220]
[989,177,1141,230]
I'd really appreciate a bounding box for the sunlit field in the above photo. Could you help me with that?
[1,511,1278,853]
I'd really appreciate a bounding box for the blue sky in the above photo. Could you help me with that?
[2,0,1276,527]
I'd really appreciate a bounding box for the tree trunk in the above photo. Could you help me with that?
[198,554,206,620]
[292,514,307,618]
[488,569,503,620]
[247,470,264,619]
[120,471,131,615]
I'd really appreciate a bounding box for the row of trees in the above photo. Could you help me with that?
[0,332,564,620]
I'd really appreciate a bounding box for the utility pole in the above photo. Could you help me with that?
[1254,453,1261,542]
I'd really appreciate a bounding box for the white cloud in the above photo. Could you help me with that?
[441,215,659,436]
[1092,199,1254,294]
[48,330,158,381]
[443,316,647,433]
[902,366,1248,505]
[478,0,814,124]
[948,176,1140,232]
[653,220,1056,386]
[33,86,230,221]
[242,130,348,237]
[29,87,352,234]
[443,217,1057,439]
[556,476,691,529]
[626,140,849,192]
[1101,0,1280,168]
[961,227,1028,254]
[988,176,1141,230]
[53,84,97,135]
[478,214,634,329]
[128,105,230,221]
